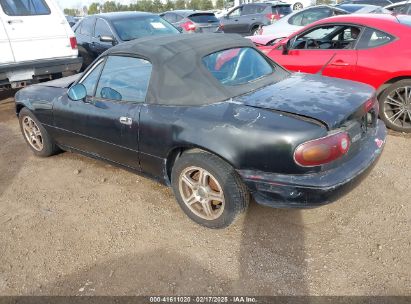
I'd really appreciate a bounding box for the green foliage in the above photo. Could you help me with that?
[84,0,215,14]
[164,0,175,11]
[88,2,99,14]
[199,0,213,10]
[152,0,164,12]
[175,0,186,9]
[215,0,224,9]
[63,8,78,16]
[102,1,117,12]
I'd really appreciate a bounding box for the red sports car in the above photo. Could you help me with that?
[250,14,411,133]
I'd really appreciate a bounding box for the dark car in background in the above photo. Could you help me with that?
[65,15,80,27]
[220,1,293,35]
[160,10,223,33]
[73,11,180,69]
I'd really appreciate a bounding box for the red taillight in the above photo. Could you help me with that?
[364,97,378,114]
[69,37,77,49]
[182,21,196,32]
[294,132,351,167]
[266,13,280,22]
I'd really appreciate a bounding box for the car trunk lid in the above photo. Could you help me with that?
[235,73,375,130]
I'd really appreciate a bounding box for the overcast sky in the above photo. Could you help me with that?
[56,0,132,9]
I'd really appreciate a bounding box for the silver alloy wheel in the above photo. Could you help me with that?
[383,86,411,129]
[179,166,225,221]
[22,116,43,151]
[293,2,303,10]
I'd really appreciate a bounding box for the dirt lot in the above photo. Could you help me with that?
[0,90,410,296]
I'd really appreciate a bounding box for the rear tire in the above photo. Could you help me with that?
[378,79,411,133]
[171,150,250,229]
[250,26,260,36]
[293,2,303,10]
[19,108,60,157]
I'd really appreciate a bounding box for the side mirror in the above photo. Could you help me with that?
[224,14,229,19]
[68,83,87,101]
[100,35,116,45]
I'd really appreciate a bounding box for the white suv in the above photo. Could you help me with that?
[0,0,82,89]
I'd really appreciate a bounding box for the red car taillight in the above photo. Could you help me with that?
[69,37,77,49]
[364,97,379,114]
[182,21,196,32]
[266,13,280,23]
[294,132,351,167]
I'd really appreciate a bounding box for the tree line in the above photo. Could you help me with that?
[64,0,228,16]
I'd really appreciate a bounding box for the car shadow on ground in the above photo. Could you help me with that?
[31,202,307,296]
[0,89,26,198]
[0,89,308,296]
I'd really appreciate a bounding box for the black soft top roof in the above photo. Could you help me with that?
[101,33,288,106]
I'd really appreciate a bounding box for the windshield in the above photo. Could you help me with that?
[203,48,274,86]
[398,15,411,27]
[112,16,179,41]
[188,13,219,23]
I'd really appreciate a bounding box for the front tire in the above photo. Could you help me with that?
[379,79,411,133]
[19,108,60,157]
[171,150,250,229]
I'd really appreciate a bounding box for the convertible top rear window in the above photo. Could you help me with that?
[203,48,273,86]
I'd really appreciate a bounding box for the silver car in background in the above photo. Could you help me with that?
[160,10,223,33]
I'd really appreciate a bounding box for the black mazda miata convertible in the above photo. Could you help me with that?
[15,34,386,228]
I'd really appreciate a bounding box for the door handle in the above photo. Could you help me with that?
[251,18,256,20]
[119,117,132,125]
[331,60,349,66]
[7,19,23,24]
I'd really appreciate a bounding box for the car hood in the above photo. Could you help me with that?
[36,73,82,88]
[235,73,375,129]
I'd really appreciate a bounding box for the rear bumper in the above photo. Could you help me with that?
[0,57,82,82]
[238,120,387,208]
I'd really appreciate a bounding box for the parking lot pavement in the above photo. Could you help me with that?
[0,91,410,296]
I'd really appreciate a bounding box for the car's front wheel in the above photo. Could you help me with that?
[171,150,250,229]
[379,79,411,133]
[19,108,60,157]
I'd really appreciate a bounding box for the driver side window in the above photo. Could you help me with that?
[95,56,152,103]
[228,7,242,17]
[292,25,361,50]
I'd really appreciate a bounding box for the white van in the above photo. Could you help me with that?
[0,0,82,89]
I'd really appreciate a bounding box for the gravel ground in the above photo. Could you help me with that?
[0,90,410,296]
